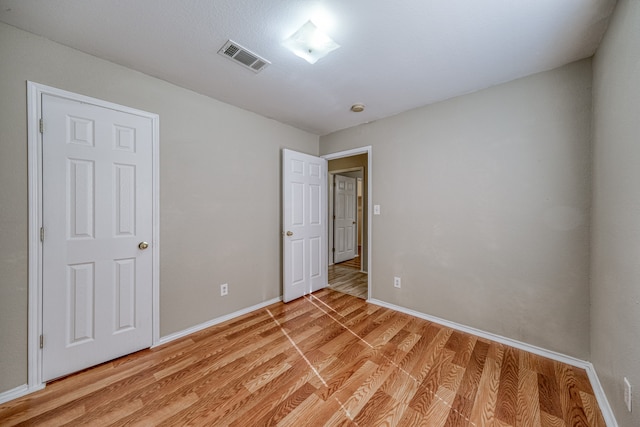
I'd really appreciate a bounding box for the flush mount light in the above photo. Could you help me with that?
[282,20,340,64]
[350,104,365,113]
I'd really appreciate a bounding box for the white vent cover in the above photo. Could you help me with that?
[218,40,270,73]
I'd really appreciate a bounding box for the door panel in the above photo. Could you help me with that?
[68,159,95,239]
[115,164,136,236]
[333,174,357,263]
[115,258,136,331]
[282,149,327,302]
[42,93,153,381]
[68,262,95,344]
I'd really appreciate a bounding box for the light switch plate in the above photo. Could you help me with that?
[374,204,380,215]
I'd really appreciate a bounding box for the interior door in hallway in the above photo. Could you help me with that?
[333,174,357,264]
[41,93,154,381]
[282,149,328,303]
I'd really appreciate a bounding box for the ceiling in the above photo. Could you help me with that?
[0,0,617,136]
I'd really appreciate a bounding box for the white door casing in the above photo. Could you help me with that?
[37,89,157,382]
[282,149,328,303]
[333,174,357,263]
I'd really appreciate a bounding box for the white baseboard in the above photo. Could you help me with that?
[368,298,618,426]
[155,296,282,347]
[0,383,45,405]
[584,362,619,427]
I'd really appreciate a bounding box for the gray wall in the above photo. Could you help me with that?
[0,22,318,394]
[321,60,593,358]
[591,0,640,425]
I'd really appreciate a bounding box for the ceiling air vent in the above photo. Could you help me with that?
[218,40,270,73]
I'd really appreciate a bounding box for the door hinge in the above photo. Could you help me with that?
[39,118,43,134]
[40,334,44,349]
[40,227,44,242]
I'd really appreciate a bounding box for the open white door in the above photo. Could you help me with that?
[282,149,328,303]
[41,93,154,381]
[333,174,357,263]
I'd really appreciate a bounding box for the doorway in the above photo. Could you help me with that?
[323,148,371,300]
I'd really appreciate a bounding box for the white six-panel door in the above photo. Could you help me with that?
[41,93,153,381]
[333,174,357,264]
[282,149,327,303]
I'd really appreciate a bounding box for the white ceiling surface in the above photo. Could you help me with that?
[0,0,616,136]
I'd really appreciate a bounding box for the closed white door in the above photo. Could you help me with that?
[41,93,153,381]
[333,174,357,263]
[282,149,327,303]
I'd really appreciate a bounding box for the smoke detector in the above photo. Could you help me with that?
[218,40,270,73]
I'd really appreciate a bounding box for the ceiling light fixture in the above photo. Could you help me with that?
[350,104,365,113]
[282,20,340,64]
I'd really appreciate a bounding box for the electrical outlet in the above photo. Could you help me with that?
[220,283,228,296]
[624,377,632,412]
[394,277,401,288]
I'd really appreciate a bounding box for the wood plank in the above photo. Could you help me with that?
[555,363,591,426]
[538,372,563,419]
[540,410,567,427]
[469,352,502,426]
[495,346,520,425]
[409,347,455,415]
[516,368,542,427]
[422,386,457,427]
[579,390,607,427]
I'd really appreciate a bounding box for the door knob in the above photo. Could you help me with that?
[352,221,356,224]
[138,241,149,250]
[286,231,293,236]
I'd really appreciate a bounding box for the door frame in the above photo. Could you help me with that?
[322,146,372,299]
[26,81,160,390]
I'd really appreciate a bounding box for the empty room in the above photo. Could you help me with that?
[0,0,638,426]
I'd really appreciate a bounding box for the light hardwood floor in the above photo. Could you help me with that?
[328,263,368,300]
[337,249,361,270]
[0,290,605,426]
